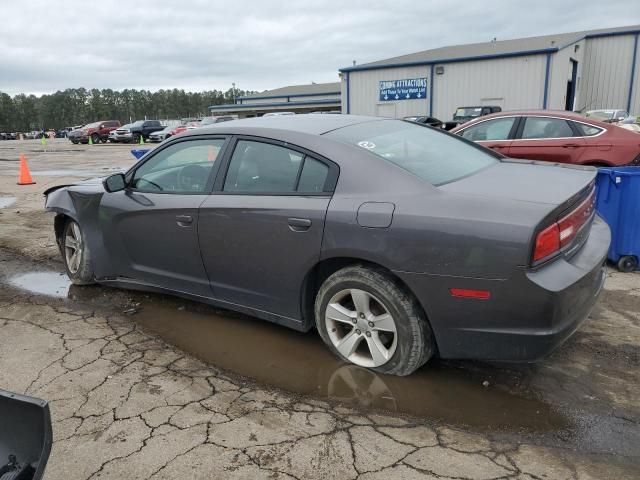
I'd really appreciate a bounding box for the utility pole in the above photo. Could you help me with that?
[232,83,236,104]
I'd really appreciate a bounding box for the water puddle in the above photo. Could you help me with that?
[8,272,71,298]
[134,303,568,432]
[0,197,16,209]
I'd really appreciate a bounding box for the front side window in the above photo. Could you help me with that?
[131,139,224,193]
[521,117,575,139]
[460,117,516,141]
[327,119,497,186]
[224,140,303,193]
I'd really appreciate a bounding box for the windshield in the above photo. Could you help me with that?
[85,121,101,128]
[326,120,498,186]
[454,107,483,118]
[132,120,145,127]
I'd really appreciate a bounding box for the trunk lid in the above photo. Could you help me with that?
[439,159,596,206]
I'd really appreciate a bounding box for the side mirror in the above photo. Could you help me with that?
[103,173,126,193]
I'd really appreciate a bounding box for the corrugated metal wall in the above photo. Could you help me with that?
[343,66,430,118]
[239,94,340,105]
[344,56,546,120]
[580,35,636,111]
[547,40,585,110]
[432,55,547,119]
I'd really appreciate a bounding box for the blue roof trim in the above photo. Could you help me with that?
[340,48,558,72]
[340,28,640,73]
[209,99,341,110]
[237,91,341,101]
[558,28,640,51]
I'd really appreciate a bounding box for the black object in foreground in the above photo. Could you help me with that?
[0,390,52,480]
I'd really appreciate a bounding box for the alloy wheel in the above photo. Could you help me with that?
[64,222,83,274]
[325,288,398,368]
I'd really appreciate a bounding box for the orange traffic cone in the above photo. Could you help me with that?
[17,154,35,185]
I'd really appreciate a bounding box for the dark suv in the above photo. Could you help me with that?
[113,120,164,143]
[73,120,121,144]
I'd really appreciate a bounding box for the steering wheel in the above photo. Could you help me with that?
[177,164,208,192]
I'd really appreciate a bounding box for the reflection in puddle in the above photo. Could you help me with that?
[134,303,568,432]
[0,197,16,209]
[8,272,71,298]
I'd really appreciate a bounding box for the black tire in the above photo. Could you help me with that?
[62,219,95,285]
[617,255,638,273]
[91,133,100,144]
[132,133,141,143]
[71,139,79,144]
[315,265,434,376]
[101,137,108,143]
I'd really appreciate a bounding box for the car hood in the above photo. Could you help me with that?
[43,177,105,196]
[439,159,596,206]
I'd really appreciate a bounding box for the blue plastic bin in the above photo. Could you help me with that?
[130,149,150,160]
[595,166,640,271]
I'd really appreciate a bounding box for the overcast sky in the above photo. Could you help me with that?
[1,0,638,96]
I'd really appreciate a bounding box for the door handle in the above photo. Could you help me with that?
[288,217,312,232]
[562,144,581,149]
[490,145,507,149]
[176,215,193,227]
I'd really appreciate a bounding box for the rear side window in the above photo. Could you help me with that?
[224,141,303,193]
[326,120,497,186]
[521,117,575,139]
[573,122,603,136]
[460,117,516,141]
[223,140,333,194]
[298,157,329,193]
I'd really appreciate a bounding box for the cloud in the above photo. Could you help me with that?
[0,0,637,95]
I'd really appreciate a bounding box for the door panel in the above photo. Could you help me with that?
[99,191,211,296]
[198,195,330,319]
[98,137,227,295]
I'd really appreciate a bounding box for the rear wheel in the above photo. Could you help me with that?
[617,255,638,273]
[315,265,434,376]
[62,220,94,284]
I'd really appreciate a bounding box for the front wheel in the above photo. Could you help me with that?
[62,219,95,284]
[315,265,434,376]
[91,133,100,144]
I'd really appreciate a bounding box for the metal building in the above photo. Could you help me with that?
[340,25,640,120]
[210,82,341,118]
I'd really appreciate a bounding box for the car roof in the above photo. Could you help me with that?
[183,114,385,137]
[451,109,612,131]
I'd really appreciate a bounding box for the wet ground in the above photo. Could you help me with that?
[0,139,638,479]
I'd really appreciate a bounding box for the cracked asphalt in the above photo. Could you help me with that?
[0,139,639,479]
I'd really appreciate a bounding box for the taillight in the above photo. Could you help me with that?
[532,188,596,263]
[533,223,560,261]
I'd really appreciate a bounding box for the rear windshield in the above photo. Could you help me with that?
[326,120,498,186]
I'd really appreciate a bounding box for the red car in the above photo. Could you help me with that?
[451,110,640,167]
[75,120,121,144]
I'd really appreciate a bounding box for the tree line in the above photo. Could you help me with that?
[0,87,256,132]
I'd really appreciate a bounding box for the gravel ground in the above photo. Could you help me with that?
[0,139,638,479]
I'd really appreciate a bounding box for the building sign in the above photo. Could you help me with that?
[379,78,427,101]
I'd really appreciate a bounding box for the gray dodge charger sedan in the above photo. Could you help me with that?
[45,114,610,376]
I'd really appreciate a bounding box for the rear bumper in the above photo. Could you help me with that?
[396,215,610,361]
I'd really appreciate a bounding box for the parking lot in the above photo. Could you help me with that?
[0,138,637,478]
